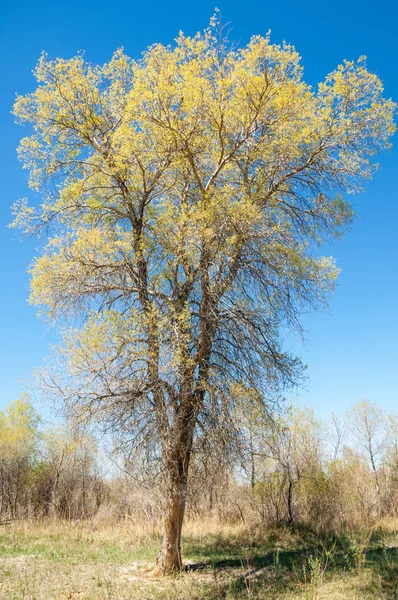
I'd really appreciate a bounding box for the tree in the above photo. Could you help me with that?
[329,412,346,461]
[12,17,395,572]
[0,395,40,517]
[349,400,385,514]
[38,426,100,519]
[261,407,323,525]
[384,412,398,515]
[38,428,73,517]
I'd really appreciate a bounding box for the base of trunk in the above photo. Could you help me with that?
[158,489,185,574]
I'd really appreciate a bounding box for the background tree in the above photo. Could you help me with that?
[384,413,398,516]
[0,395,39,518]
[329,412,346,461]
[259,407,323,525]
[349,400,385,514]
[13,18,395,572]
[35,425,105,519]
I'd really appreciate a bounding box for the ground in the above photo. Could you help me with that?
[0,519,397,599]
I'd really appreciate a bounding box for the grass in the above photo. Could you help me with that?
[0,518,397,599]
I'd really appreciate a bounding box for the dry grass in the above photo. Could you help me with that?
[0,518,397,599]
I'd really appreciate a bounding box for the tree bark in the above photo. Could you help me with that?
[159,459,189,573]
[249,430,256,490]
[287,480,294,525]
[158,402,196,575]
[160,478,186,571]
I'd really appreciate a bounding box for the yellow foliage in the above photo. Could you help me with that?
[11,17,396,421]
[0,394,39,461]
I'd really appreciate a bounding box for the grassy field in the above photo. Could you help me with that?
[0,519,397,599]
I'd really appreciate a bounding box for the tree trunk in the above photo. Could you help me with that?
[158,405,196,575]
[159,461,188,573]
[44,479,54,517]
[287,480,294,525]
[249,430,256,490]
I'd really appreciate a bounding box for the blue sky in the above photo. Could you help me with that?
[0,0,397,418]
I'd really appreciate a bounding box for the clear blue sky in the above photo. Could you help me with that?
[0,0,397,418]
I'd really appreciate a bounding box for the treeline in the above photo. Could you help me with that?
[225,402,398,531]
[0,395,106,519]
[1,396,398,531]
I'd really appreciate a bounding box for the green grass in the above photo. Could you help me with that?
[0,519,397,599]
[0,525,160,564]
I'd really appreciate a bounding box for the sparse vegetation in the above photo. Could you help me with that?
[0,518,397,599]
[1,397,398,597]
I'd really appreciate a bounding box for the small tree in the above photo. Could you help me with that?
[349,400,385,514]
[384,413,398,515]
[35,425,105,519]
[13,18,395,572]
[0,395,40,517]
[261,407,323,525]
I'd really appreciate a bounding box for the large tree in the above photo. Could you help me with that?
[13,19,395,572]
